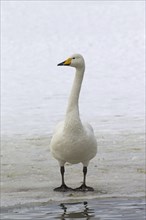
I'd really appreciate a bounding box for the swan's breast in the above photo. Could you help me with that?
[50,121,97,164]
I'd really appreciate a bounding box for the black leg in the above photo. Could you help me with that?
[74,166,94,192]
[54,166,73,192]
[83,166,87,185]
[61,166,65,185]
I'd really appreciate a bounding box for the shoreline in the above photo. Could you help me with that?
[1,195,145,211]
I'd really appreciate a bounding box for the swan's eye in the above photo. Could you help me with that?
[72,57,75,59]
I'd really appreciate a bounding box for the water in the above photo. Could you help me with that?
[1,1,145,219]
[1,198,145,220]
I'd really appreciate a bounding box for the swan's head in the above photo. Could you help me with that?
[57,54,85,69]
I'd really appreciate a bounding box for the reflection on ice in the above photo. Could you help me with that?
[59,201,94,219]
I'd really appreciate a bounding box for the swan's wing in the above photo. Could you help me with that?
[83,121,97,150]
[83,122,94,135]
[50,121,64,142]
[50,121,64,150]
[53,121,64,133]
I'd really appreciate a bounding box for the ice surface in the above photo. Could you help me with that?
[1,130,145,207]
[1,1,145,208]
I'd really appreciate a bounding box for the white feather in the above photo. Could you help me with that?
[50,54,97,167]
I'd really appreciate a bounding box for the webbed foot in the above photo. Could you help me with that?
[74,184,94,192]
[54,184,73,192]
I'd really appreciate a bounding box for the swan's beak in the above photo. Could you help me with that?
[57,58,72,66]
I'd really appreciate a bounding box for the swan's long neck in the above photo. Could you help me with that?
[64,66,85,129]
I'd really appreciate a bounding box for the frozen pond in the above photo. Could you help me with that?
[1,1,145,219]
[1,129,145,207]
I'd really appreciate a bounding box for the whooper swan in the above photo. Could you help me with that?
[50,54,97,192]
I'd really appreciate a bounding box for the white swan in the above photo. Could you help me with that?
[50,54,97,192]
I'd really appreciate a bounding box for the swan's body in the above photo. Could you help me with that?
[50,54,97,191]
[51,121,97,166]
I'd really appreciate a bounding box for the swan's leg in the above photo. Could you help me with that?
[54,166,73,192]
[75,166,94,192]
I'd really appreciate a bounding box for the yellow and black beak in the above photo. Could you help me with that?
[57,58,72,66]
